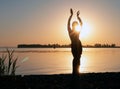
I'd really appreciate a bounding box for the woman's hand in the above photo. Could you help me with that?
[77,11,80,18]
[70,8,73,16]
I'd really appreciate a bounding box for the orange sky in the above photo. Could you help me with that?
[0,0,120,47]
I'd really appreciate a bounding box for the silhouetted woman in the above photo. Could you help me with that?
[67,8,83,75]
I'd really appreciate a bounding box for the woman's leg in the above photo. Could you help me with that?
[72,58,80,75]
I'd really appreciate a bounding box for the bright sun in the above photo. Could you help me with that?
[74,21,91,39]
[75,25,81,32]
[80,21,91,39]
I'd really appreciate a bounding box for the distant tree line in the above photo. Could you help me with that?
[17,44,71,48]
[17,43,119,48]
[94,43,116,47]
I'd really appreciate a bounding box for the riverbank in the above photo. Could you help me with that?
[0,72,120,89]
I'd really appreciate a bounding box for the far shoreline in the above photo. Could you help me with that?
[0,46,120,49]
[17,46,120,48]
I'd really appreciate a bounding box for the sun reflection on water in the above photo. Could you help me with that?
[80,55,88,72]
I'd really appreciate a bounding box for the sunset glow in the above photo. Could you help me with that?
[0,0,120,46]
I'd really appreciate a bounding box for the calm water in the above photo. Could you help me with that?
[0,48,120,75]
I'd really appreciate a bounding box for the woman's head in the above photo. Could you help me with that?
[72,21,78,29]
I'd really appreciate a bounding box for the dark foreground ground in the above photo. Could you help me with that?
[1,72,120,89]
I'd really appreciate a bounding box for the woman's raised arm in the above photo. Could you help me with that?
[77,11,83,26]
[67,8,73,33]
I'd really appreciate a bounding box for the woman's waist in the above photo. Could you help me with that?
[71,41,82,45]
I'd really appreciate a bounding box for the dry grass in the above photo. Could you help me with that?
[0,48,18,76]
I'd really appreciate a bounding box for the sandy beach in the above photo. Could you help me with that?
[0,72,120,89]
